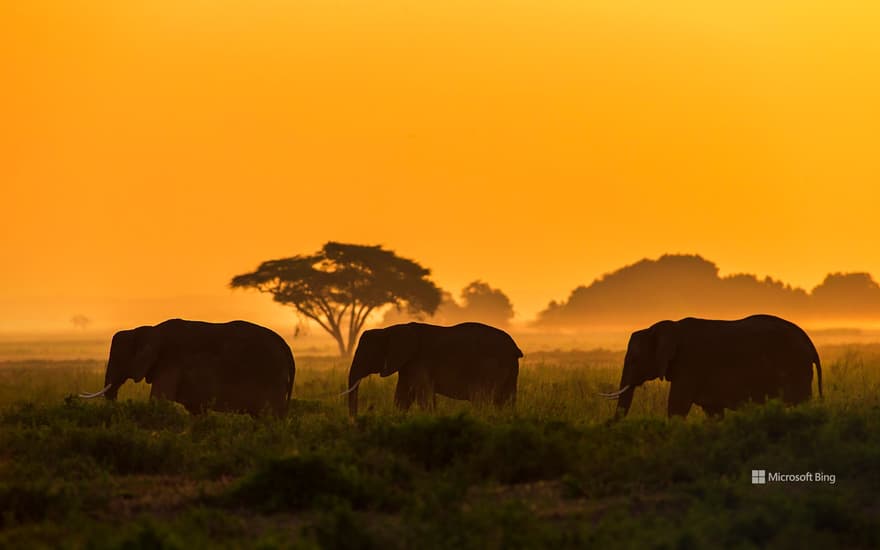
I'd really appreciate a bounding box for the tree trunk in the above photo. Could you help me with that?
[333,334,350,358]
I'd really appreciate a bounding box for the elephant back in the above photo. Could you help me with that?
[453,322,523,359]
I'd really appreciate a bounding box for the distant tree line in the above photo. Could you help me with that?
[233,245,880,356]
[537,254,880,328]
[383,280,515,328]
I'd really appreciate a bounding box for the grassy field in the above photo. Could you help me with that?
[1,345,879,548]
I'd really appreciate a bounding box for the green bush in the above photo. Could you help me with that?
[225,454,370,511]
[0,482,67,527]
[366,413,483,470]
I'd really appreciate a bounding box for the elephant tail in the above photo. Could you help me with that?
[814,353,823,399]
[284,347,296,403]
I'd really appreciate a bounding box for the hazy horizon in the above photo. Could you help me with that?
[7,251,880,336]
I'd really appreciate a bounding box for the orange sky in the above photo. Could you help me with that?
[2,1,879,333]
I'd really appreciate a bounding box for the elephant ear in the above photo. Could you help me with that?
[381,324,419,377]
[653,321,679,380]
[131,326,161,383]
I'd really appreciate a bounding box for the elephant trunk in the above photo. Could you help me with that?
[615,360,636,417]
[347,371,361,417]
[103,367,123,400]
[99,353,131,401]
[346,338,380,417]
[615,385,635,417]
[104,382,121,400]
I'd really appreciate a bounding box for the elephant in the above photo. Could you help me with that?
[343,322,523,416]
[80,319,295,416]
[600,314,822,418]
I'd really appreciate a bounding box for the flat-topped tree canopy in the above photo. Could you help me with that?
[231,242,442,357]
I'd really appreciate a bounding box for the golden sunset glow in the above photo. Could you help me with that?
[2,1,879,333]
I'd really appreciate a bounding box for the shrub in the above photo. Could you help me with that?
[225,454,368,511]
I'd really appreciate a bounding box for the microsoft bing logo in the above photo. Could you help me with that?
[749,469,836,485]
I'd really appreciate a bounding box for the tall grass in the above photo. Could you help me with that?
[2,348,855,420]
[0,346,878,548]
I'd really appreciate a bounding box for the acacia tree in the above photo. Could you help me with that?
[231,242,442,357]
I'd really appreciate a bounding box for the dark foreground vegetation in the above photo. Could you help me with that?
[1,348,878,548]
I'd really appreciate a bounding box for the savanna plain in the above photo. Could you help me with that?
[1,340,879,549]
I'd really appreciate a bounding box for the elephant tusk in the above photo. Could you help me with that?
[338,379,362,397]
[79,384,113,399]
[598,384,630,397]
[598,385,631,399]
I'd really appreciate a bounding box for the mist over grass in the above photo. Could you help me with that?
[0,346,878,547]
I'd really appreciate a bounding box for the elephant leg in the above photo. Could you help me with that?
[667,382,693,418]
[415,386,433,410]
[783,369,812,404]
[394,379,415,411]
[395,361,434,411]
[177,359,218,414]
[413,367,434,410]
[507,386,518,408]
[492,383,513,408]
[149,366,180,401]
[494,369,518,408]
